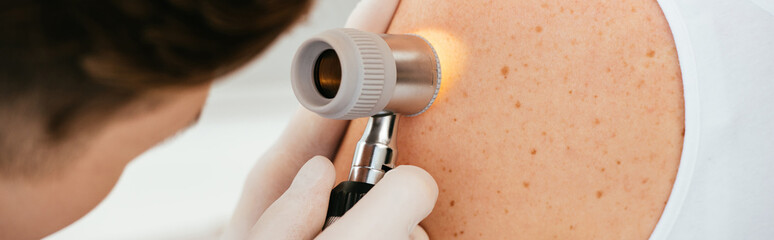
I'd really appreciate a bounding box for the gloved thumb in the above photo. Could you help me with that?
[344,0,400,32]
[316,165,439,240]
[247,156,335,240]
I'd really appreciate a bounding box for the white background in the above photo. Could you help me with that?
[47,0,358,239]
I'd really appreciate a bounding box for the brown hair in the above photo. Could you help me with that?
[0,0,311,175]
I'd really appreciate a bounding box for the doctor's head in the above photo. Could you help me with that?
[0,0,312,238]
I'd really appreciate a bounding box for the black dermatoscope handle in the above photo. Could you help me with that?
[321,113,398,229]
[323,181,374,228]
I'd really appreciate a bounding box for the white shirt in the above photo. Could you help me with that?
[651,0,774,239]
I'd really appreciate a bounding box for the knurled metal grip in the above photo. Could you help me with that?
[323,181,375,229]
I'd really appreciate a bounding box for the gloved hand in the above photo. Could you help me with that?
[221,0,439,239]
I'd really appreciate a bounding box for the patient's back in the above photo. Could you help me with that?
[332,0,684,239]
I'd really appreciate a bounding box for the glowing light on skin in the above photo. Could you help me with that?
[410,29,466,104]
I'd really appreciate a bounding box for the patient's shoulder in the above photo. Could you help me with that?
[334,0,684,239]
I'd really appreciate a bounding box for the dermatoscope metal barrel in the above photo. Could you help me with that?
[348,112,399,184]
[324,113,399,228]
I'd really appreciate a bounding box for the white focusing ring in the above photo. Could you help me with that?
[291,28,397,120]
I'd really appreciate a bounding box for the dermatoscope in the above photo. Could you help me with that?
[290,28,441,228]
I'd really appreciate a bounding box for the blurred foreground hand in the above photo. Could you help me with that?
[221,2,439,239]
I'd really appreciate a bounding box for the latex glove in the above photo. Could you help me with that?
[221,0,439,239]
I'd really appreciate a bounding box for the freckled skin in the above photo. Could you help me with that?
[333,0,684,239]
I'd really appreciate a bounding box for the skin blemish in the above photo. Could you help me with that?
[460,231,465,235]
[642,178,649,184]
[535,26,543,33]
[541,131,547,136]
[504,208,509,214]
[647,50,656,57]
[637,80,646,89]
[530,149,537,155]
[501,66,509,78]
[497,190,501,194]
[515,101,521,108]
[448,168,453,173]
[462,91,469,98]
[600,168,606,172]
[616,160,622,165]
[594,118,601,125]
[450,200,455,207]
[570,225,574,230]
[568,90,573,94]
[596,190,604,199]
[523,181,530,188]
[454,232,458,237]
[453,118,458,122]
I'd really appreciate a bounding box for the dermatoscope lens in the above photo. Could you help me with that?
[313,49,342,99]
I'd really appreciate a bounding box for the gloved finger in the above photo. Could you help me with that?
[316,165,438,240]
[345,0,400,32]
[222,109,347,239]
[247,156,335,240]
[410,225,430,240]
